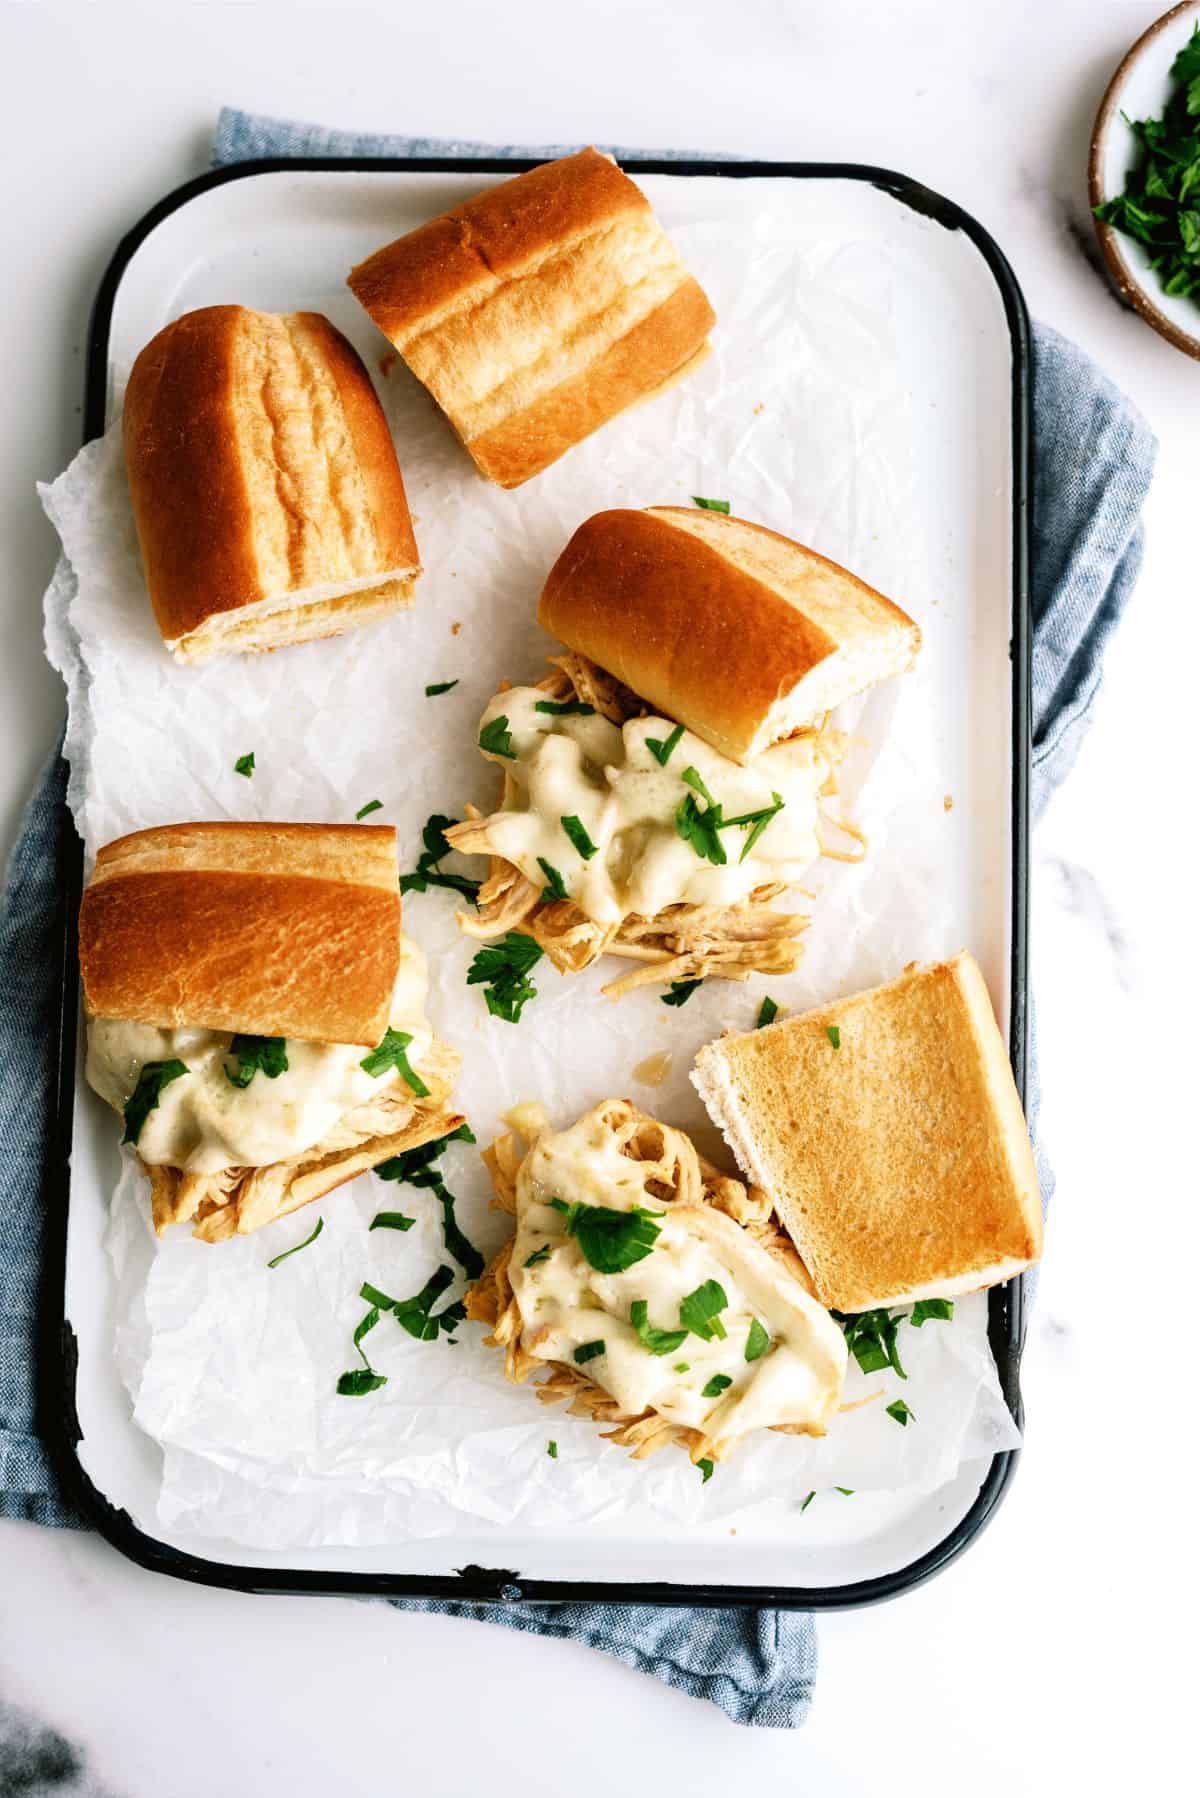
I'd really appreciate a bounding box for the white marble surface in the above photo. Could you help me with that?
[2,0,1197,1792]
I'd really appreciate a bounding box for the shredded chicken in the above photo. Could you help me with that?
[465,1100,818,1467]
[143,1039,463,1242]
[445,656,857,994]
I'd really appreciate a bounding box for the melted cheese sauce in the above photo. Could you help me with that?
[508,1110,847,1445]
[85,936,435,1174]
[478,688,830,925]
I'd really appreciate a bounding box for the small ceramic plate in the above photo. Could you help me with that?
[1090,0,1200,357]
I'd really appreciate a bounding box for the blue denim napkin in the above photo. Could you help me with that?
[0,111,1157,1729]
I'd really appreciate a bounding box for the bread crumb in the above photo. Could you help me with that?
[378,352,399,376]
[753,402,765,415]
[943,795,954,812]
[451,621,462,635]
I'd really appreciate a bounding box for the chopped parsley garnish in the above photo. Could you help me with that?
[682,766,719,810]
[835,1308,907,1380]
[661,978,703,1007]
[535,699,595,716]
[549,1197,663,1274]
[724,790,785,861]
[359,1028,430,1096]
[336,1369,388,1396]
[356,799,383,819]
[399,814,482,905]
[702,1373,733,1398]
[675,791,727,866]
[234,752,255,778]
[835,1487,855,1496]
[547,1440,558,1457]
[537,857,568,902]
[826,1024,841,1049]
[646,722,685,766]
[886,1399,915,1427]
[756,996,779,1028]
[560,814,598,861]
[799,1491,816,1513]
[744,1318,770,1362]
[425,680,459,697]
[224,1034,288,1089]
[679,1279,729,1342]
[1094,26,1200,307]
[267,1216,324,1268]
[698,1458,715,1482]
[692,497,730,514]
[673,1362,690,1373]
[478,714,516,759]
[369,1211,415,1233]
[524,1244,552,1268]
[388,1265,463,1341]
[630,1299,689,1357]
[374,1124,482,1278]
[121,1059,188,1146]
[911,1298,955,1327]
[574,1340,606,1365]
[467,932,543,1023]
[375,1123,476,1184]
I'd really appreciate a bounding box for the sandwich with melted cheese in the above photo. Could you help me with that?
[692,951,1043,1311]
[445,505,920,998]
[466,1100,847,1467]
[79,822,462,1241]
[347,149,715,487]
[123,306,421,664]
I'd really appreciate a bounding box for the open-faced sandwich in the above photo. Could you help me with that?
[467,952,1041,1467]
[445,504,920,1002]
[465,1099,849,1469]
[123,305,421,663]
[79,822,462,1240]
[348,148,715,487]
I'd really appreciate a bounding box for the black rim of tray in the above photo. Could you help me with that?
[42,155,1032,1611]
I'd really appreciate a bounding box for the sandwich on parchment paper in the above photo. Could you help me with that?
[79,822,462,1241]
[465,1099,848,1470]
[347,148,716,487]
[692,950,1043,1312]
[445,504,920,1002]
[467,953,1039,1467]
[123,306,421,664]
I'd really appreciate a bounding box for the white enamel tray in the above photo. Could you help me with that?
[47,158,1031,1608]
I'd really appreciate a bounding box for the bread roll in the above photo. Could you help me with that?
[347,149,715,488]
[538,507,921,765]
[79,822,401,1046]
[692,952,1042,1311]
[123,306,420,663]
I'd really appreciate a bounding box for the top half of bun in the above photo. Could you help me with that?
[79,822,401,1047]
[122,306,419,648]
[537,506,921,765]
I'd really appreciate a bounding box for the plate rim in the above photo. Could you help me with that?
[43,153,1032,1611]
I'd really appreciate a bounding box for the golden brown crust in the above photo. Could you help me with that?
[79,823,401,1046]
[346,150,714,487]
[348,149,652,339]
[467,277,715,488]
[123,305,419,654]
[692,952,1043,1311]
[538,507,920,763]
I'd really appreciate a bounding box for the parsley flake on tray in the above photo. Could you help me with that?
[467,931,543,1023]
[425,679,459,697]
[234,751,255,778]
[374,1124,482,1280]
[692,496,730,514]
[661,978,703,1007]
[266,1216,324,1269]
[355,799,383,820]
